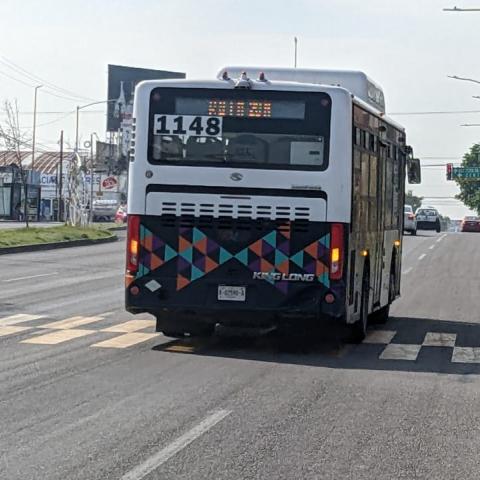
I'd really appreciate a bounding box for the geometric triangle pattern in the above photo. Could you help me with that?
[136,224,331,292]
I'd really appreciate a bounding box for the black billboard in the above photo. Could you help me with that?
[107,64,185,131]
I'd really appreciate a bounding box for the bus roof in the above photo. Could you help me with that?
[218,67,386,113]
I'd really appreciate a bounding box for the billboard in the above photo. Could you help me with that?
[107,64,185,131]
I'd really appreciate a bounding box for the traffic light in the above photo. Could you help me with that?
[446,163,453,181]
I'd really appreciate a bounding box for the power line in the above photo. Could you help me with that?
[0,56,96,102]
[0,110,105,115]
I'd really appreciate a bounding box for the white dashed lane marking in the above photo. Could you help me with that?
[2,272,58,283]
[402,267,413,275]
[418,253,427,260]
[120,410,232,480]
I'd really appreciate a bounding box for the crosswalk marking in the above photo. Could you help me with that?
[379,344,421,361]
[452,347,480,363]
[92,332,160,349]
[21,328,96,345]
[363,330,397,345]
[0,314,45,326]
[41,316,103,330]
[101,319,156,333]
[0,325,32,337]
[165,344,196,353]
[423,332,457,347]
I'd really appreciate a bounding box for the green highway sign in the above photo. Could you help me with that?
[452,167,480,179]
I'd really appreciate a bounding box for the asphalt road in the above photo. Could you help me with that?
[1,230,480,479]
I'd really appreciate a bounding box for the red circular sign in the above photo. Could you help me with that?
[102,176,118,189]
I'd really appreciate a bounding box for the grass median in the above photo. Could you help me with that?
[0,225,113,248]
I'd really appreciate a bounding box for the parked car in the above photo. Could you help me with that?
[404,205,417,235]
[115,204,127,223]
[415,206,441,232]
[461,216,480,233]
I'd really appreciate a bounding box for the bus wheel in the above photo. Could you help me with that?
[350,273,369,343]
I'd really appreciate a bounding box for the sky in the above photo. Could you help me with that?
[1,0,480,218]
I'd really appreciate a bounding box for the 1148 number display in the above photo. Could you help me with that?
[153,115,222,137]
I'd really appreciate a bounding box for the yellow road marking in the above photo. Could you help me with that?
[101,319,156,333]
[41,316,103,330]
[0,314,45,326]
[0,325,32,337]
[91,332,160,349]
[21,329,96,345]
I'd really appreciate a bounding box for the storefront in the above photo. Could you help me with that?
[0,165,41,221]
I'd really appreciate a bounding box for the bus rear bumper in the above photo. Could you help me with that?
[126,299,346,334]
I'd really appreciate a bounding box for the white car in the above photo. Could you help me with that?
[404,205,417,235]
[415,206,441,233]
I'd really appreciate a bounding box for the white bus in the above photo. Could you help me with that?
[125,67,420,341]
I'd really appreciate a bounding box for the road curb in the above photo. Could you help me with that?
[0,233,118,256]
[106,225,127,231]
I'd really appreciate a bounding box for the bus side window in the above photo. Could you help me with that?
[361,152,370,228]
[361,130,367,149]
[369,154,378,230]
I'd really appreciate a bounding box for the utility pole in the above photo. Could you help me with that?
[89,134,94,224]
[31,85,43,171]
[59,130,64,222]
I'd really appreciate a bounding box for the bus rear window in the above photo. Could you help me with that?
[147,88,331,170]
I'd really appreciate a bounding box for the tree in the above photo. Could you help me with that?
[0,100,31,227]
[456,143,480,215]
[405,190,423,212]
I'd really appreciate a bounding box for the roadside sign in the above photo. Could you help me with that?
[452,167,480,179]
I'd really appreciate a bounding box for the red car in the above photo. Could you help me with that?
[115,205,127,223]
[461,216,480,232]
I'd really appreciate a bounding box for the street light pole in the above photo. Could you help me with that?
[75,99,116,153]
[32,85,43,171]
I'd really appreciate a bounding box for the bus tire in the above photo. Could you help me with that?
[350,271,369,343]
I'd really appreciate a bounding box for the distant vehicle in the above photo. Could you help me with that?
[115,205,127,223]
[92,199,118,222]
[415,206,441,233]
[125,67,421,342]
[403,205,417,235]
[461,216,480,233]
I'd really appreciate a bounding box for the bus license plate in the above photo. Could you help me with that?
[218,285,246,302]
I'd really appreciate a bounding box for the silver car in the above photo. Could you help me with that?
[404,205,417,235]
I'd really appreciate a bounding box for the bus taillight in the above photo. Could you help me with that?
[127,214,140,273]
[330,223,344,280]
